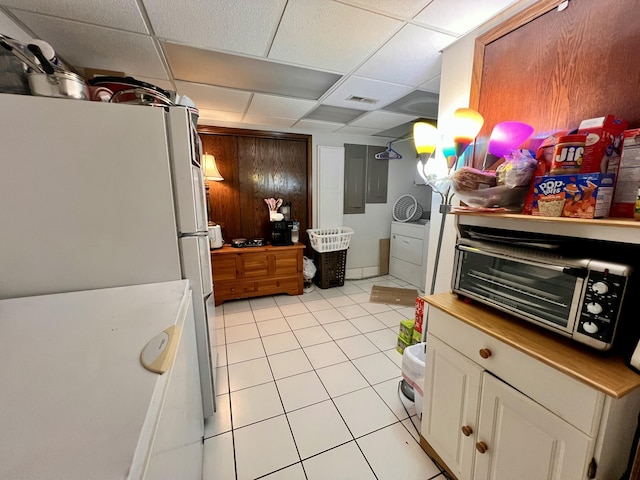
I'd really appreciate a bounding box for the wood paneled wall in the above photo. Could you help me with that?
[469,0,640,167]
[198,126,311,245]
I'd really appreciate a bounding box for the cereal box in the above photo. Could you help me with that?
[532,173,616,218]
[411,329,422,345]
[610,129,640,218]
[397,336,410,354]
[577,115,627,174]
[415,297,425,334]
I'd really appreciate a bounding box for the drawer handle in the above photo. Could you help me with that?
[476,441,488,454]
[479,348,492,359]
[461,425,473,437]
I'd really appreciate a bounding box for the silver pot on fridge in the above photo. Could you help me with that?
[208,225,223,249]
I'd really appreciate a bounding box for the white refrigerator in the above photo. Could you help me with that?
[0,93,217,417]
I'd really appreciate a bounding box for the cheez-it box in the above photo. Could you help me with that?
[532,173,615,218]
[577,115,627,174]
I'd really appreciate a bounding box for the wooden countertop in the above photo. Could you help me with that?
[424,292,640,398]
[211,242,305,254]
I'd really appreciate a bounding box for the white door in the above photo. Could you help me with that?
[422,335,483,480]
[317,146,344,228]
[473,373,593,480]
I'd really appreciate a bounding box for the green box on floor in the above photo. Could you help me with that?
[411,329,422,345]
[397,335,410,354]
[398,319,415,344]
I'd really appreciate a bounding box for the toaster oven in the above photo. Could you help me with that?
[452,237,632,351]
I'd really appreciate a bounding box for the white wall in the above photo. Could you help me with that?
[311,132,432,279]
[424,0,540,295]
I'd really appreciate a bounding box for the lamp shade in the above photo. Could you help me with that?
[203,153,223,181]
[487,121,534,157]
[452,108,484,157]
[413,122,438,155]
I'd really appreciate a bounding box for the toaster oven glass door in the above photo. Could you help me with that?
[455,249,581,331]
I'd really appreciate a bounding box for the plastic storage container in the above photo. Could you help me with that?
[307,227,353,252]
[401,342,426,416]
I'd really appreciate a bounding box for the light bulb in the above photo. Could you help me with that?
[413,122,438,155]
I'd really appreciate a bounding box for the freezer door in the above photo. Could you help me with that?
[179,236,216,417]
[0,95,182,299]
[166,107,208,234]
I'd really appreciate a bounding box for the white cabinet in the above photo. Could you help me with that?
[421,305,640,480]
[390,220,429,290]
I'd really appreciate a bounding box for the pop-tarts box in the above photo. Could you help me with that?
[532,173,615,218]
[577,115,627,174]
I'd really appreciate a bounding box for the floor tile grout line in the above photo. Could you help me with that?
[255,325,310,480]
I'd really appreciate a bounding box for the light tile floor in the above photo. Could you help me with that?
[203,275,449,480]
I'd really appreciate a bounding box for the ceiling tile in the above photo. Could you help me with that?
[383,90,439,118]
[292,119,343,132]
[413,0,518,36]
[268,0,403,73]
[174,81,251,112]
[164,43,340,100]
[322,76,412,111]
[355,24,452,87]
[142,0,287,57]
[10,11,168,78]
[349,111,417,129]
[336,125,385,136]
[375,121,416,139]
[247,94,316,119]
[420,75,441,93]
[243,114,297,128]
[338,0,433,18]
[3,0,149,33]
[304,104,366,124]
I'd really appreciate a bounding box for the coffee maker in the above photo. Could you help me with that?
[270,220,293,246]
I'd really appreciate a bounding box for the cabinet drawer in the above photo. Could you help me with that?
[211,256,238,283]
[391,221,425,239]
[214,281,257,297]
[391,234,423,265]
[272,251,300,276]
[256,277,301,296]
[428,308,605,436]
[239,252,269,279]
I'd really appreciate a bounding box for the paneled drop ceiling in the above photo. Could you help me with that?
[0,0,520,137]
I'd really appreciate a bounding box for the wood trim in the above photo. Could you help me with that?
[419,435,459,480]
[198,125,311,142]
[470,0,561,110]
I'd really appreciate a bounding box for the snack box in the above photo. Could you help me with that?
[396,336,410,354]
[610,129,640,218]
[415,297,425,334]
[411,329,422,345]
[398,319,415,344]
[577,115,627,174]
[532,173,615,218]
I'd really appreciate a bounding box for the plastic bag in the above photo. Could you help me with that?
[496,149,537,188]
[303,256,316,280]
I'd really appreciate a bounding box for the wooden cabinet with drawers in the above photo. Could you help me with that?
[210,244,304,306]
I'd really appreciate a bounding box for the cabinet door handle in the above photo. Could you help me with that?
[475,441,488,454]
[461,425,473,436]
[479,348,492,359]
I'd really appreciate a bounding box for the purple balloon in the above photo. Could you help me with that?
[487,121,534,157]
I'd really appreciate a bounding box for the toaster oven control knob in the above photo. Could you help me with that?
[592,281,609,295]
[582,321,599,334]
[586,302,604,315]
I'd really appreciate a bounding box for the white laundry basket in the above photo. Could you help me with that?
[401,342,426,416]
